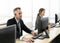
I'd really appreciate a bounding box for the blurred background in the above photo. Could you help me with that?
[0,0,60,30]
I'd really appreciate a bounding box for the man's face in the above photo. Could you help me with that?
[15,9,22,20]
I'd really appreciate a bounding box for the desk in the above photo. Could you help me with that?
[16,27,60,43]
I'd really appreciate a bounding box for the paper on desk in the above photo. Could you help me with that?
[34,39,44,43]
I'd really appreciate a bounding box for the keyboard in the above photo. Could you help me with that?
[50,23,56,28]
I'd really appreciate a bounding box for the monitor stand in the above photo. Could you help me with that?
[32,30,49,39]
[44,30,50,38]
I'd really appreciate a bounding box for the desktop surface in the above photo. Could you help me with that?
[16,27,60,43]
[50,34,60,43]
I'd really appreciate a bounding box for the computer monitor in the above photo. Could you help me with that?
[38,17,49,38]
[32,17,49,39]
[55,14,60,25]
[41,17,48,30]
[0,25,16,43]
[55,14,58,23]
[38,17,48,34]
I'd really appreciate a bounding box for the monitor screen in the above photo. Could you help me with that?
[0,25,16,43]
[38,17,49,38]
[55,14,58,23]
[38,17,48,34]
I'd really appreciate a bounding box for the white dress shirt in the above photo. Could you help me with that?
[15,17,24,40]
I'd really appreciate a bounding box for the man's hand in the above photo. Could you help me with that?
[23,37,34,42]
[31,31,38,36]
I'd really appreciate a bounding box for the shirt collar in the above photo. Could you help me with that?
[15,17,19,23]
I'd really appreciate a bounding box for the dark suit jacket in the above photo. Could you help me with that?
[7,17,32,38]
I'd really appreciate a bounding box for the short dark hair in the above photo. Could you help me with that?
[39,8,45,14]
[13,7,21,12]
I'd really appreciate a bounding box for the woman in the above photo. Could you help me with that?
[35,8,50,34]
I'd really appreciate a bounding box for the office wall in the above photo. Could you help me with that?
[49,0,59,23]
[0,0,59,29]
[32,0,50,26]
[32,0,59,27]
[0,0,33,29]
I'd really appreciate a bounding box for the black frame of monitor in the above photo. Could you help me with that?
[0,24,16,43]
[38,17,49,38]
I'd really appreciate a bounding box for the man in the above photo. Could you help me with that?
[7,7,37,42]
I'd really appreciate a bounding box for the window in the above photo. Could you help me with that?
[0,0,59,29]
